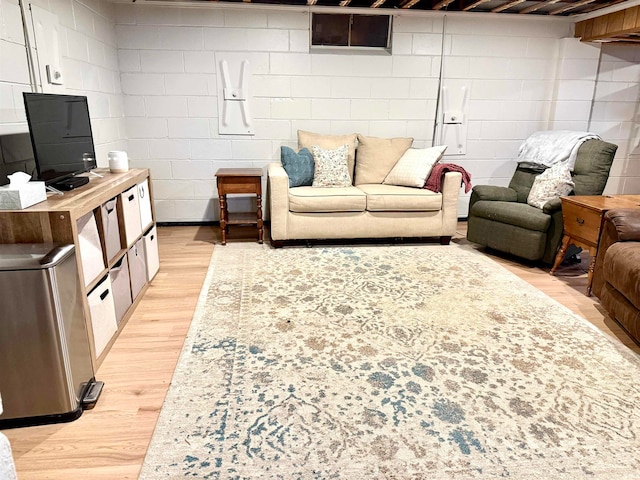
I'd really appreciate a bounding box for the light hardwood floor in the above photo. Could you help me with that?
[4,223,639,479]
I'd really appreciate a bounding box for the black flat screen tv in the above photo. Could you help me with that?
[23,92,96,188]
[0,132,36,186]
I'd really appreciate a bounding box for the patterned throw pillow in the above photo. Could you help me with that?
[280,146,315,187]
[383,145,448,188]
[311,144,352,188]
[527,163,575,209]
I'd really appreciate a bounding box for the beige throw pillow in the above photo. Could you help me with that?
[298,130,357,181]
[354,135,413,185]
[311,144,352,188]
[383,145,448,188]
[527,163,575,209]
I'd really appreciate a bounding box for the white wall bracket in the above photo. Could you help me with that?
[439,83,469,155]
[219,59,254,135]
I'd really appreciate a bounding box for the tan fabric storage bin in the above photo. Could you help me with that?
[101,198,121,264]
[77,210,105,286]
[143,225,160,282]
[109,255,133,325]
[87,276,118,358]
[121,185,142,247]
[128,238,147,301]
[138,179,153,232]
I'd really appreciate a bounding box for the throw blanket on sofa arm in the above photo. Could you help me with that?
[425,163,472,193]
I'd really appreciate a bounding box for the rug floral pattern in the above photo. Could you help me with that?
[140,244,640,479]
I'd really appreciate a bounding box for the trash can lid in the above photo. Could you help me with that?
[0,244,75,271]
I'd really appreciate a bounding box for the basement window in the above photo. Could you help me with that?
[311,13,392,54]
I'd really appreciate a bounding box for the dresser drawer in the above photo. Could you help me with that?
[562,202,601,244]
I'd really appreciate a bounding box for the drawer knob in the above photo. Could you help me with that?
[575,217,585,225]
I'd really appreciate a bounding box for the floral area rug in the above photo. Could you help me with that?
[139,243,640,479]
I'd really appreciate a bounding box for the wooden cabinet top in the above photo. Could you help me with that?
[2,169,149,219]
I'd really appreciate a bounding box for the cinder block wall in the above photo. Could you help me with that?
[1,1,638,222]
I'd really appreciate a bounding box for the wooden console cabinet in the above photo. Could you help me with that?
[0,168,158,370]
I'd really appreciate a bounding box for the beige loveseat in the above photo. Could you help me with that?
[268,131,462,247]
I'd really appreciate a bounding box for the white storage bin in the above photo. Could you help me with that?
[143,225,160,282]
[128,238,147,301]
[101,197,121,264]
[109,255,132,325]
[138,179,153,232]
[77,210,105,286]
[121,185,142,247]
[87,276,118,358]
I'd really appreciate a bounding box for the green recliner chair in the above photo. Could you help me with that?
[466,139,618,265]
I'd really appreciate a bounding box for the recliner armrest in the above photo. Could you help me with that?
[542,197,562,214]
[471,185,518,202]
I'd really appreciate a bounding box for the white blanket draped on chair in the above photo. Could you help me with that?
[518,130,600,170]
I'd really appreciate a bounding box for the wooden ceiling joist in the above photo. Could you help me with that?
[462,0,492,11]
[400,0,422,8]
[518,0,561,14]
[549,0,596,15]
[491,0,526,13]
[433,0,455,9]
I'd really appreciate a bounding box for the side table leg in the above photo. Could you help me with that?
[219,194,227,245]
[256,193,264,244]
[586,246,597,296]
[550,235,571,275]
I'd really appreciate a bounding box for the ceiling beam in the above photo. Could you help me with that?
[519,0,561,14]
[549,0,596,15]
[462,0,492,11]
[433,0,455,9]
[491,0,526,13]
[399,0,421,8]
[371,0,387,6]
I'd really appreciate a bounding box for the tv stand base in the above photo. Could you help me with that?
[52,176,90,191]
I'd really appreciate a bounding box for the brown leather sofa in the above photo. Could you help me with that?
[593,208,640,344]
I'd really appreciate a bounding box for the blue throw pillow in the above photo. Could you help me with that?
[280,146,315,187]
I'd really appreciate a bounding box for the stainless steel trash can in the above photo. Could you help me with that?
[0,244,99,428]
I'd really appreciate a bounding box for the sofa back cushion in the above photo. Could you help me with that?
[354,135,413,186]
[572,139,617,195]
[298,130,357,181]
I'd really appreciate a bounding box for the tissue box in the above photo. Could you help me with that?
[0,182,47,210]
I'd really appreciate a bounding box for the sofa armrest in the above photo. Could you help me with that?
[267,162,290,241]
[605,208,640,241]
[542,197,562,214]
[441,171,462,235]
[593,208,640,298]
[471,185,518,202]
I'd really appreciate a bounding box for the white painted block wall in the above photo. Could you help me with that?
[2,2,638,223]
[0,0,126,166]
[115,5,582,222]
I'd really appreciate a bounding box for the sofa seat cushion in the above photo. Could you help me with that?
[289,186,366,213]
[603,243,640,308]
[358,184,442,212]
[471,200,551,232]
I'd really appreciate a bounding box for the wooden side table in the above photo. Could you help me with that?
[215,168,263,245]
[551,195,640,295]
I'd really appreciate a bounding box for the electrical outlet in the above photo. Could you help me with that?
[46,65,64,85]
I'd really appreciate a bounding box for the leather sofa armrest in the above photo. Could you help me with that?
[605,208,640,241]
[471,185,518,202]
[593,208,640,298]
